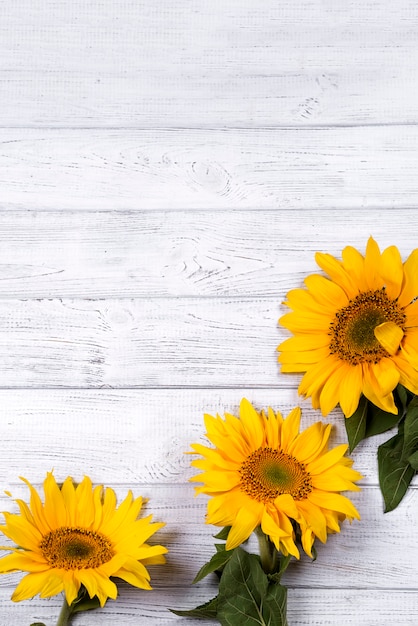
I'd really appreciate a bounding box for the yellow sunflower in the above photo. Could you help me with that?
[278,237,418,417]
[0,473,167,607]
[190,398,361,559]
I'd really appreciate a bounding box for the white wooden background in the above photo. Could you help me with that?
[0,1,417,624]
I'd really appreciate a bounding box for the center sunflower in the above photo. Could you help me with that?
[329,288,406,365]
[39,527,114,570]
[239,446,312,502]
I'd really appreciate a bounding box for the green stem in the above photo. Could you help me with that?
[55,597,74,626]
[255,527,279,575]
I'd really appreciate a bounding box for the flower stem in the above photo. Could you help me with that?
[255,527,279,575]
[55,597,73,626]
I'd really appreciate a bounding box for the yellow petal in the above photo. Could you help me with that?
[79,569,118,605]
[392,355,418,395]
[319,364,352,416]
[307,444,348,475]
[296,499,327,544]
[374,321,404,355]
[298,355,340,402]
[289,422,331,465]
[280,407,301,450]
[239,398,264,450]
[361,361,399,413]
[400,248,418,305]
[379,245,403,299]
[284,288,329,314]
[338,364,363,417]
[42,472,68,529]
[278,334,330,351]
[273,493,300,520]
[341,245,367,289]
[0,552,48,573]
[260,510,290,539]
[206,490,245,526]
[11,571,61,602]
[363,237,382,290]
[278,346,330,365]
[315,251,358,298]
[304,273,348,309]
[226,504,262,550]
[307,491,360,520]
[279,312,331,333]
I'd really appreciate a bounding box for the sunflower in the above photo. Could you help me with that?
[0,473,167,607]
[190,398,361,558]
[278,237,418,417]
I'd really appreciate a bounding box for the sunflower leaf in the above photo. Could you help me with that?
[217,547,288,626]
[378,427,416,512]
[72,595,102,613]
[364,403,401,438]
[260,580,288,626]
[401,398,418,462]
[346,394,402,451]
[192,544,236,583]
[408,450,418,470]
[214,526,231,540]
[394,384,413,413]
[345,395,368,451]
[170,596,218,619]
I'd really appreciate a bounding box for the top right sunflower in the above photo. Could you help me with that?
[278,236,418,419]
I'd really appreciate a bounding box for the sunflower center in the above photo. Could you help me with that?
[239,447,312,502]
[329,288,406,365]
[40,526,114,570]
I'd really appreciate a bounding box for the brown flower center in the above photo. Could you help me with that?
[239,447,312,502]
[40,526,114,570]
[329,288,406,365]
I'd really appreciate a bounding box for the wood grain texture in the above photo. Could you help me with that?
[1,209,418,297]
[0,388,397,485]
[1,127,418,210]
[1,589,417,626]
[1,0,417,623]
[1,0,418,128]
[0,297,292,387]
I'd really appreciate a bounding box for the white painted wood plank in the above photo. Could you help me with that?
[1,127,418,210]
[0,208,418,297]
[0,297,296,387]
[2,297,418,390]
[0,388,393,485]
[2,1,418,127]
[1,589,417,626]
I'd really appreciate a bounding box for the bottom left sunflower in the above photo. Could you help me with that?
[0,472,167,623]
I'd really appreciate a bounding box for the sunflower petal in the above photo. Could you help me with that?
[374,321,404,355]
[226,504,262,550]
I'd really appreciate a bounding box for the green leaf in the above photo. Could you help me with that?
[261,581,287,626]
[72,595,102,613]
[170,596,218,619]
[378,429,416,512]
[192,544,236,583]
[402,400,418,462]
[394,384,412,413]
[217,547,288,626]
[345,393,403,452]
[345,395,368,451]
[408,450,418,470]
[30,623,46,626]
[364,403,401,438]
[214,526,231,541]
